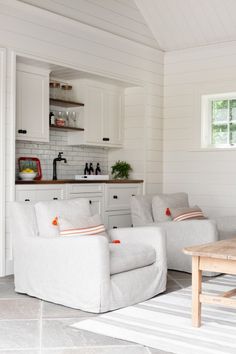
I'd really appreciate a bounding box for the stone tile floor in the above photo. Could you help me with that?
[0,271,194,354]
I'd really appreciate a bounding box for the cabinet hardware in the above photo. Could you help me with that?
[113,195,118,199]
[132,194,135,196]
[89,200,92,204]
[18,129,23,134]
[25,199,30,202]
[22,130,27,134]
[102,137,110,141]
[53,197,58,200]
[113,226,118,229]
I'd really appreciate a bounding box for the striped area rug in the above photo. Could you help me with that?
[72,275,236,354]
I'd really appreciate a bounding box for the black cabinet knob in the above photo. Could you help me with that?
[113,195,118,199]
[89,200,92,204]
[22,130,27,134]
[53,197,58,200]
[102,137,110,141]
[113,226,118,229]
[25,199,30,202]
[18,129,23,134]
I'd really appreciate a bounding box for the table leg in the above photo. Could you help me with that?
[192,256,202,327]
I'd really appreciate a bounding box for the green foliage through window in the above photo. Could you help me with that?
[211,98,236,145]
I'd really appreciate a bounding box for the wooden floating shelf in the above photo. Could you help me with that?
[50,98,84,107]
[50,124,84,131]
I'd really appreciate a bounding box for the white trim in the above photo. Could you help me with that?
[0,48,6,277]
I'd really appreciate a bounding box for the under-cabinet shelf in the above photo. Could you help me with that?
[50,124,84,131]
[50,98,84,107]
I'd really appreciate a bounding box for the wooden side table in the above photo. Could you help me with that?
[183,238,236,327]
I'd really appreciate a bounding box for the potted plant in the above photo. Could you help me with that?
[111,160,132,179]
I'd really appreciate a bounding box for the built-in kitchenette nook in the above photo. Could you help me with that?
[11,55,144,274]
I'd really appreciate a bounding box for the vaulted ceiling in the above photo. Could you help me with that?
[135,0,236,51]
[19,0,159,49]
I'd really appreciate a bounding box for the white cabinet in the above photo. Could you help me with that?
[15,184,66,202]
[16,64,49,142]
[68,80,124,147]
[67,183,104,216]
[15,182,143,229]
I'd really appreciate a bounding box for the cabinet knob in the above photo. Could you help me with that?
[113,195,118,199]
[89,200,92,204]
[53,197,58,200]
[18,129,23,134]
[113,226,118,229]
[25,199,30,202]
[132,194,135,197]
[102,137,110,141]
[22,130,27,134]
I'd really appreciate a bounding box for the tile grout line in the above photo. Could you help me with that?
[167,273,186,289]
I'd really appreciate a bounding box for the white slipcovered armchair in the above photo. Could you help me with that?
[130,193,219,274]
[10,199,167,313]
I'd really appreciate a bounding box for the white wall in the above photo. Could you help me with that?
[0,0,163,275]
[164,42,236,218]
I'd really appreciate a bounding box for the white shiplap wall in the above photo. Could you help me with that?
[164,42,236,218]
[0,0,163,275]
[19,0,159,49]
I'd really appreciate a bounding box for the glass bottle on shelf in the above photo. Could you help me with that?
[84,163,89,175]
[89,163,94,175]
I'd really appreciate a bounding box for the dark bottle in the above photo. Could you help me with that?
[89,163,94,175]
[95,163,101,175]
[84,163,89,175]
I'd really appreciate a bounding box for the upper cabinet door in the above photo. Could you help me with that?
[103,91,123,146]
[16,66,49,142]
[84,86,103,144]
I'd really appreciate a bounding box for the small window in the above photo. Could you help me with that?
[201,93,236,148]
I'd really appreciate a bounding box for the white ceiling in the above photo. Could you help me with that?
[135,0,236,51]
[19,0,159,49]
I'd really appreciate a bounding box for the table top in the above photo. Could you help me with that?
[183,238,236,260]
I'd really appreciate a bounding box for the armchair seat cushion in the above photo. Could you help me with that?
[109,243,156,275]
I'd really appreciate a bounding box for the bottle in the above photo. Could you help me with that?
[49,111,55,126]
[84,163,89,175]
[89,163,94,175]
[95,163,101,175]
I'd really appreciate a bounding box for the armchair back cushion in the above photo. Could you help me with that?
[130,195,153,226]
[152,193,189,222]
[34,198,91,237]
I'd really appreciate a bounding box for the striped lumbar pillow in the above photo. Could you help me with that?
[60,223,106,237]
[170,206,205,222]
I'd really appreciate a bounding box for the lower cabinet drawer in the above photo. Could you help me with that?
[105,211,132,230]
[105,184,141,211]
[15,185,65,202]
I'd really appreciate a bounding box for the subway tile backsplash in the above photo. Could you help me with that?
[16,130,108,180]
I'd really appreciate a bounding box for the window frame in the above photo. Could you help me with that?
[201,92,236,149]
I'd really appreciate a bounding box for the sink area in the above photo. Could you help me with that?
[74,175,109,180]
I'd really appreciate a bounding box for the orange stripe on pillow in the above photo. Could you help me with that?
[60,224,106,237]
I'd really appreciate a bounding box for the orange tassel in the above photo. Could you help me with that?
[52,216,58,226]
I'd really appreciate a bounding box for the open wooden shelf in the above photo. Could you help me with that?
[50,98,84,107]
[50,124,84,131]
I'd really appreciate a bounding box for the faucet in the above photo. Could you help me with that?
[53,152,67,180]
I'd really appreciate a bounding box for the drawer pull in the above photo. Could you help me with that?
[113,195,118,199]
[132,194,135,197]
[18,129,23,134]
[53,197,58,200]
[89,200,92,204]
[22,130,27,134]
[25,199,30,202]
[102,137,110,141]
[113,226,118,229]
